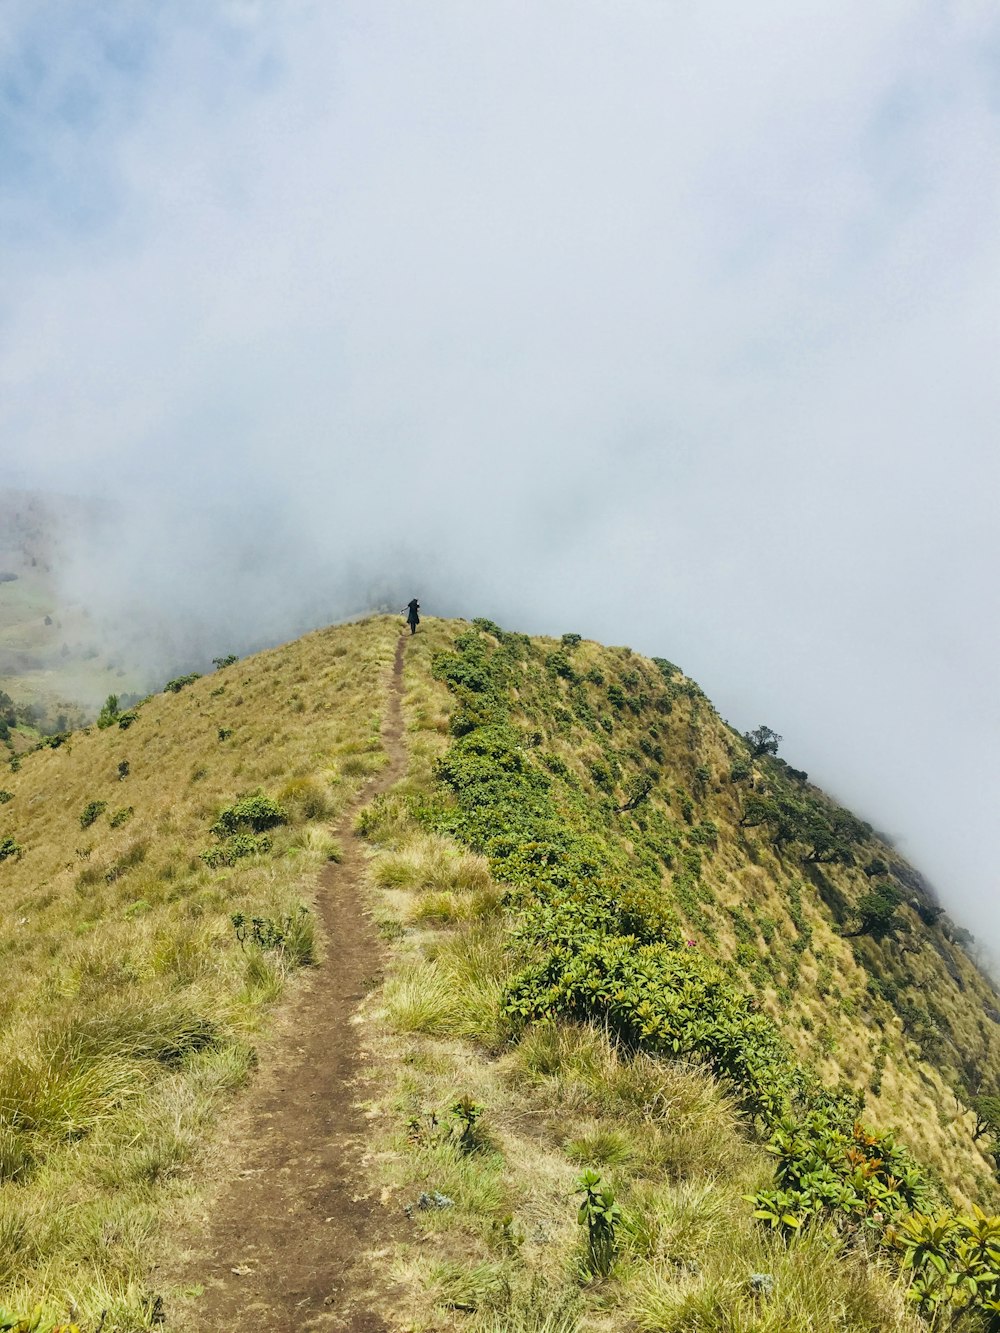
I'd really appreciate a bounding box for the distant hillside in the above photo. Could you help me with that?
[0,491,141,728]
[3,613,1000,1332]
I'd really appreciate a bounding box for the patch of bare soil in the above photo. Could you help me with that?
[166,637,408,1332]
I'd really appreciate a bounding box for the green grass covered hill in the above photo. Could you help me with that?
[2,613,1000,1331]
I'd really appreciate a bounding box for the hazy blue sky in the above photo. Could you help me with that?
[2,2,998,942]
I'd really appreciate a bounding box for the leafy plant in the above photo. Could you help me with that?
[973,1095,1000,1145]
[575,1170,621,1278]
[108,806,133,829]
[211,792,287,838]
[231,908,314,965]
[886,1206,1000,1320]
[78,801,106,829]
[116,760,129,780]
[212,654,238,669]
[847,883,902,940]
[201,832,273,867]
[0,789,12,804]
[751,1110,929,1238]
[96,694,120,729]
[163,673,201,694]
[116,709,138,729]
[545,651,578,682]
[0,836,22,862]
[449,1095,486,1154]
[651,656,680,681]
[746,724,781,757]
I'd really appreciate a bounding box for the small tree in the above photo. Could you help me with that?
[847,882,902,940]
[739,794,775,828]
[617,773,653,813]
[745,725,781,758]
[96,693,120,729]
[972,1095,1000,1143]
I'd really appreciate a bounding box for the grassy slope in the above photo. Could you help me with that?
[355,617,1000,1331]
[480,621,1000,1203]
[0,616,397,1324]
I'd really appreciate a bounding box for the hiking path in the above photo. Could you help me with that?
[168,635,408,1332]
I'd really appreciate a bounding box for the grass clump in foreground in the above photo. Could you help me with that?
[364,618,996,1331]
[0,616,398,1327]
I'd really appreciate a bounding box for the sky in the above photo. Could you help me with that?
[1,2,998,940]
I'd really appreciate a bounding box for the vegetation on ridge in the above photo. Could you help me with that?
[361,616,1000,1331]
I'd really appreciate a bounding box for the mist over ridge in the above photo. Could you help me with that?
[1,2,998,948]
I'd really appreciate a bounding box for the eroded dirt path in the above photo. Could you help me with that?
[169,637,408,1332]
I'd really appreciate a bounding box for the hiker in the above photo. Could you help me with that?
[404,598,420,634]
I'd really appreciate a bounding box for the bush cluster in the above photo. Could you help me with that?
[202,791,288,868]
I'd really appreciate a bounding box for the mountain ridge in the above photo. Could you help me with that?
[2,614,1000,1330]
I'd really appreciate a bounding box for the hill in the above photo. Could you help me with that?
[0,492,142,732]
[2,614,999,1331]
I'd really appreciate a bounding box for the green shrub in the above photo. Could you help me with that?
[545,651,578,682]
[201,832,272,867]
[886,1206,1000,1319]
[78,800,107,829]
[96,693,120,729]
[426,621,944,1266]
[163,673,201,693]
[751,1108,929,1238]
[117,709,138,729]
[449,1095,488,1154]
[0,1305,81,1332]
[0,837,21,863]
[561,633,582,649]
[849,883,902,940]
[212,654,238,669]
[506,929,797,1123]
[575,1170,621,1278]
[688,819,718,850]
[211,791,287,838]
[231,907,314,966]
[108,806,133,829]
[0,791,11,805]
[652,657,680,680]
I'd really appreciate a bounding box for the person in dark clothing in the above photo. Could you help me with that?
[404,598,420,634]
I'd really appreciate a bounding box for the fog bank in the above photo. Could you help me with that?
[2,2,998,941]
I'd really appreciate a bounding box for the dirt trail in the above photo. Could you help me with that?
[170,637,408,1332]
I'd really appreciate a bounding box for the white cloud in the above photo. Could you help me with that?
[2,0,999,940]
